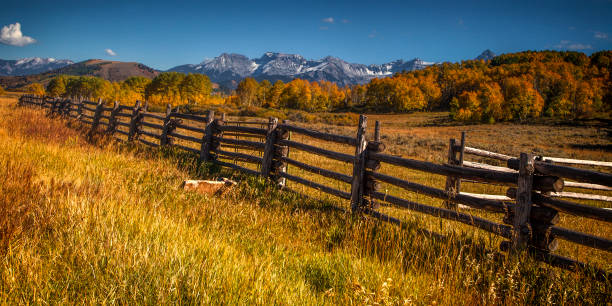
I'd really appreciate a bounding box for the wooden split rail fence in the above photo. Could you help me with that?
[19,94,612,277]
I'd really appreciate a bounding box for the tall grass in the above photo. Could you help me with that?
[0,95,610,304]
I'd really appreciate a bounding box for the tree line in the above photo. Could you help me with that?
[21,50,612,123]
[229,50,611,122]
[40,72,222,106]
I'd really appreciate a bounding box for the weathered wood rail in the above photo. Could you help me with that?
[19,94,612,278]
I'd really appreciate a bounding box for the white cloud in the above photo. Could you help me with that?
[105,48,117,56]
[554,40,592,50]
[594,31,608,39]
[322,17,334,23]
[0,22,36,46]
[341,19,349,24]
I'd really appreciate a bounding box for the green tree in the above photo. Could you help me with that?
[145,72,185,106]
[179,73,212,105]
[46,75,69,97]
[123,76,151,96]
[64,76,112,101]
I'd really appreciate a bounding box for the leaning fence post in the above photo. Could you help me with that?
[512,152,535,250]
[200,110,215,162]
[350,115,368,212]
[89,98,103,134]
[128,100,142,141]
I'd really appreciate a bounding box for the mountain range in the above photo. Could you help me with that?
[0,59,158,89]
[0,50,496,90]
[0,57,74,76]
[168,52,436,89]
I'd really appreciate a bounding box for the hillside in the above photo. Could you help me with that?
[0,59,159,89]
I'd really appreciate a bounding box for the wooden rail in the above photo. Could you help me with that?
[18,94,612,277]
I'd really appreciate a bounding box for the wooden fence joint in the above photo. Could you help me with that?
[511,152,535,251]
[128,100,142,141]
[350,115,368,213]
[200,110,215,162]
[261,117,279,178]
[89,98,104,135]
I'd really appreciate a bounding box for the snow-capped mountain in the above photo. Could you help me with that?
[168,52,436,89]
[0,57,74,76]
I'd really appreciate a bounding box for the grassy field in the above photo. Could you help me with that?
[1,93,611,304]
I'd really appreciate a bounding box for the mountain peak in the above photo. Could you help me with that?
[476,49,496,61]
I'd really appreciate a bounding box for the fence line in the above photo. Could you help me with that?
[18,94,612,278]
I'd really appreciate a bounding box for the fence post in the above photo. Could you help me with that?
[200,110,215,162]
[106,101,120,134]
[367,120,382,209]
[89,98,103,134]
[128,100,142,141]
[48,98,58,116]
[65,99,72,117]
[444,131,465,208]
[374,120,381,142]
[160,104,172,146]
[350,115,368,212]
[76,97,83,120]
[512,152,535,250]
[458,131,465,165]
[261,117,279,178]
[60,99,68,117]
[273,120,290,188]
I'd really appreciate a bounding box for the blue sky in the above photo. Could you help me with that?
[1,0,611,70]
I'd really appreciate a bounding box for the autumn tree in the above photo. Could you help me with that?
[145,72,185,106]
[501,76,544,121]
[256,79,272,106]
[46,75,69,97]
[122,76,151,102]
[179,73,213,105]
[267,80,285,108]
[236,77,259,106]
[26,83,46,96]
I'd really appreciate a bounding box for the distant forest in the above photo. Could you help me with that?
[25,50,612,123]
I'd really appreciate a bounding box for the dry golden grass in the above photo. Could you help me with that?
[2,94,611,304]
[109,100,612,270]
